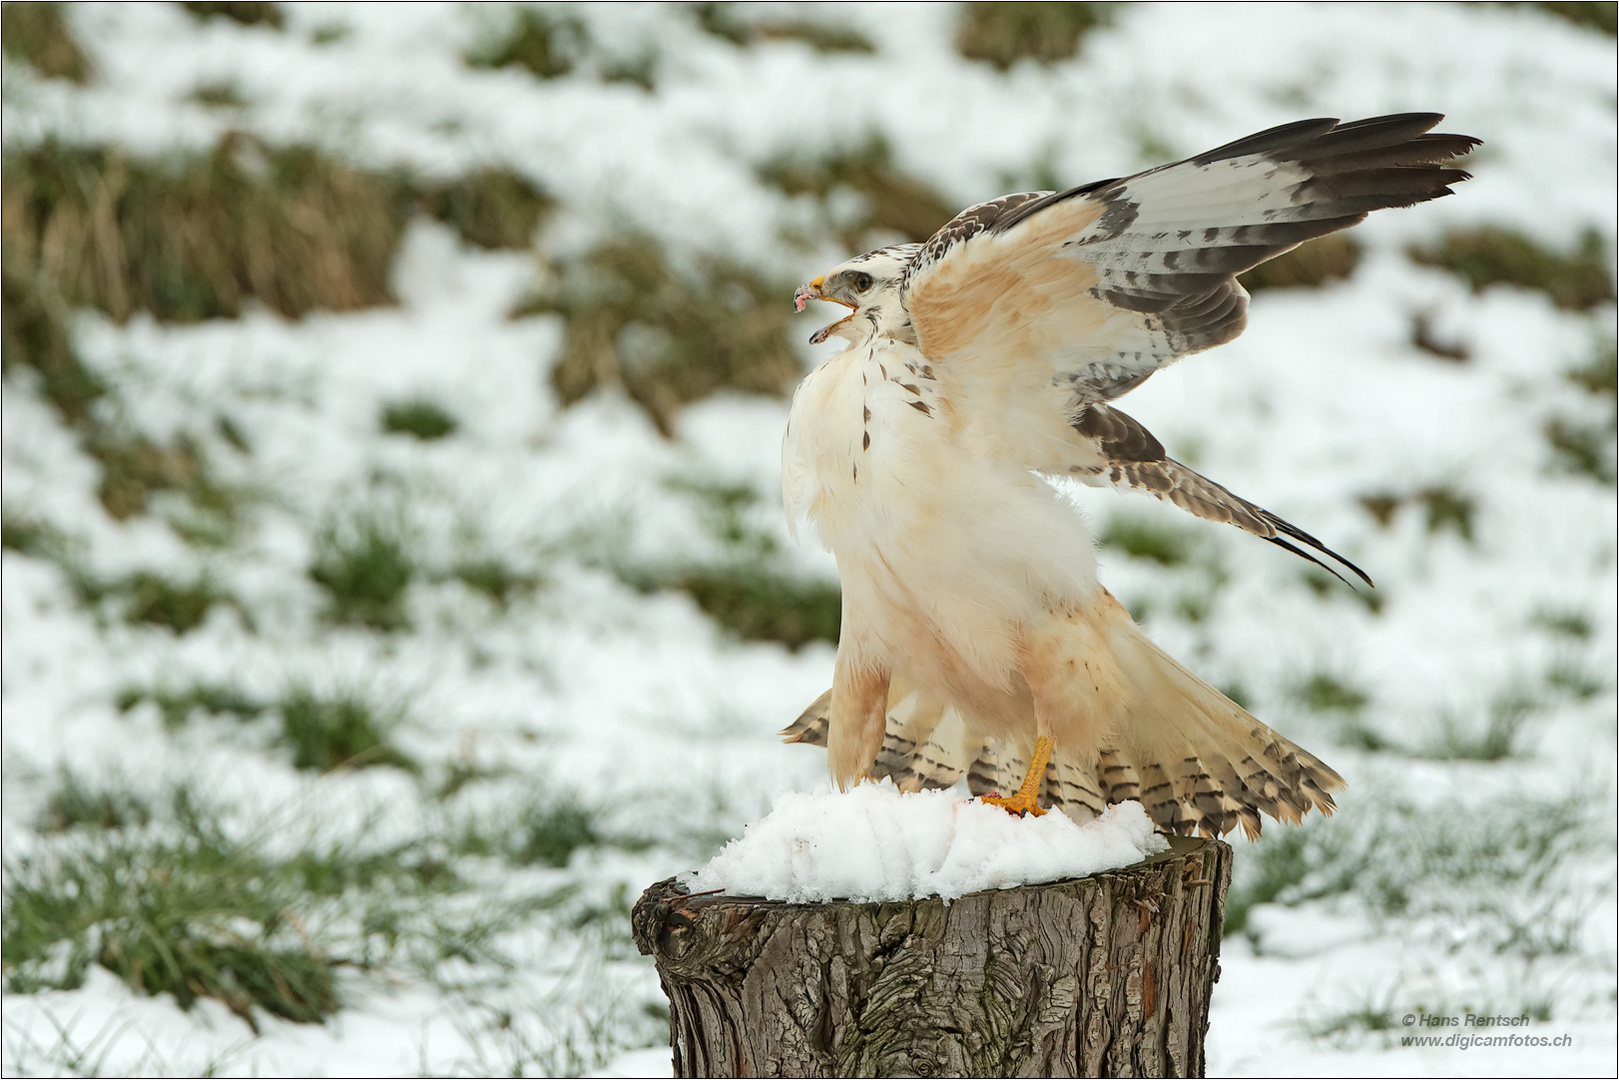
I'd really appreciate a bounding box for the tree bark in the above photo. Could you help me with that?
[632,834,1232,1078]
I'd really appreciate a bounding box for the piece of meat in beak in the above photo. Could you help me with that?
[793,275,856,344]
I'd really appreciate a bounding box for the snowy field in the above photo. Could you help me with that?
[2,2,1615,1076]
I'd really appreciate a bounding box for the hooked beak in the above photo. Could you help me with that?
[793,275,856,345]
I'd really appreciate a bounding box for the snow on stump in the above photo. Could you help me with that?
[631,786,1234,1078]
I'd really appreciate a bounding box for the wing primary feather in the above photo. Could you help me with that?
[1262,536,1360,590]
[1258,511,1374,588]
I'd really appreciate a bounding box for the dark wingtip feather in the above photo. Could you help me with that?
[1258,511,1375,588]
[1262,535,1369,592]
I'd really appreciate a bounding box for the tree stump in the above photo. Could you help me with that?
[632,834,1232,1078]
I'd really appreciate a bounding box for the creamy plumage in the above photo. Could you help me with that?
[782,114,1479,835]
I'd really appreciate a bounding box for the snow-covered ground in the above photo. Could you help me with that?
[3,3,1614,1076]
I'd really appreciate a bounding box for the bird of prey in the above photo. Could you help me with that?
[781,114,1477,837]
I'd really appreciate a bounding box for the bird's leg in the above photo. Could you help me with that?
[981,735,1053,817]
[828,650,889,791]
[983,611,1107,817]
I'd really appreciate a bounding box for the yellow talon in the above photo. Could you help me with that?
[979,735,1054,817]
[980,791,1047,817]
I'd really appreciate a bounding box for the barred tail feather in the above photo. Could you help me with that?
[1103,611,1343,837]
[784,613,1344,839]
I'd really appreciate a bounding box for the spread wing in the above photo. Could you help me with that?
[1070,404,1373,587]
[902,114,1479,411]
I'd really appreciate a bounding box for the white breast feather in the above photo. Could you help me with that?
[784,339,1100,693]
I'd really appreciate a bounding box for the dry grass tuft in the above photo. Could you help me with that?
[1410,225,1615,311]
[465,5,586,79]
[1,136,413,324]
[761,135,956,249]
[694,4,875,52]
[1532,2,1618,34]
[523,235,802,435]
[1,2,91,82]
[956,2,1113,70]
[1241,235,1362,292]
[178,2,285,29]
[419,167,551,251]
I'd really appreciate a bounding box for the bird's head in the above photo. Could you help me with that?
[793,245,919,345]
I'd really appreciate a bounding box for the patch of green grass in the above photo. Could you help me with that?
[465,6,585,78]
[3,136,412,324]
[276,687,418,773]
[1098,514,1194,566]
[1,510,66,559]
[955,2,1113,69]
[523,234,802,436]
[1545,414,1617,484]
[452,788,651,869]
[664,476,769,550]
[381,397,459,440]
[1356,484,1479,542]
[0,257,107,425]
[1339,719,1399,753]
[432,759,510,802]
[419,167,551,250]
[188,78,250,109]
[694,4,875,52]
[760,134,956,248]
[37,768,154,834]
[1532,608,1593,639]
[1225,826,1332,936]
[1240,234,1361,292]
[1174,586,1218,624]
[3,789,337,1028]
[1,261,248,532]
[1409,309,1471,362]
[178,2,285,29]
[88,432,202,521]
[1546,334,1617,484]
[616,478,842,647]
[1227,791,1605,954]
[216,411,252,453]
[512,801,605,868]
[1417,484,1477,542]
[116,681,267,729]
[0,2,90,82]
[464,6,656,89]
[1297,984,1401,1048]
[1357,491,1401,528]
[1534,1,1618,34]
[674,566,842,649]
[1421,691,1535,761]
[120,571,235,633]
[1301,567,1385,614]
[122,677,419,773]
[1295,671,1370,714]
[1409,225,1615,311]
[70,568,238,634]
[0,785,540,1033]
[452,557,542,607]
[309,507,415,631]
[1545,660,1603,700]
[1566,334,1617,399]
[310,21,351,45]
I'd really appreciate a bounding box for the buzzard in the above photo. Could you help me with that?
[780,114,1478,837]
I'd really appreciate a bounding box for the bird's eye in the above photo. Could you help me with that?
[852,272,874,293]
